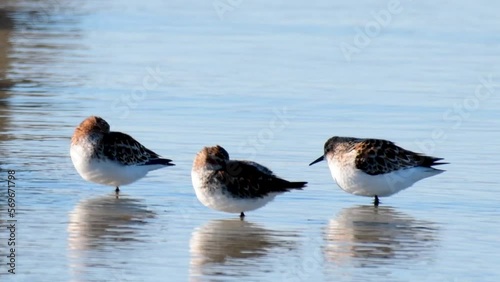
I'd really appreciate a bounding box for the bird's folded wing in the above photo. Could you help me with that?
[101,132,162,165]
[214,160,292,198]
[354,139,444,175]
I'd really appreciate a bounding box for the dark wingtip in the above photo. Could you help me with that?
[420,156,448,168]
[430,157,448,166]
[288,181,307,189]
[144,158,175,166]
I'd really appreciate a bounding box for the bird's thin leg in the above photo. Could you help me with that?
[240,212,245,219]
[374,195,380,207]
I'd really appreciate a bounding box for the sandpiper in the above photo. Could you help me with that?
[70,116,174,193]
[191,145,307,218]
[310,136,446,206]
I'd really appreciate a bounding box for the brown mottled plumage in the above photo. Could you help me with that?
[191,145,307,217]
[194,146,306,198]
[71,116,173,166]
[310,136,447,206]
[352,139,445,175]
[70,116,174,192]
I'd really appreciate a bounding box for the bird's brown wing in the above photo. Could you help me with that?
[354,139,444,175]
[212,160,306,198]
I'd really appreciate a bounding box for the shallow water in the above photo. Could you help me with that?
[1,0,500,281]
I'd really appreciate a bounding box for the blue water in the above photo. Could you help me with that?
[0,0,500,281]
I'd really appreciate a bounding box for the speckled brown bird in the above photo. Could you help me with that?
[310,136,447,206]
[70,116,174,193]
[191,145,307,218]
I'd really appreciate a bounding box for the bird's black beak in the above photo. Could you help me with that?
[309,155,325,166]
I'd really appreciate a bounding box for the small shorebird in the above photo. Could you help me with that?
[310,136,446,206]
[70,116,174,193]
[191,145,307,218]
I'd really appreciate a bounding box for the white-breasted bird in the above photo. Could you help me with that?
[70,116,174,193]
[191,145,307,218]
[310,136,446,205]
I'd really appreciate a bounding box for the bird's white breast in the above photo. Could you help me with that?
[326,153,442,197]
[71,143,150,187]
[191,168,278,213]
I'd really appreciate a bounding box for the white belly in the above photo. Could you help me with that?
[70,145,150,187]
[191,170,279,213]
[327,157,443,197]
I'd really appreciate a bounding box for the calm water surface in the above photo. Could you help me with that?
[0,0,499,281]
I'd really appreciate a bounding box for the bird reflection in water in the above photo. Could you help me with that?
[68,194,155,251]
[68,193,155,282]
[189,219,296,280]
[324,205,438,268]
